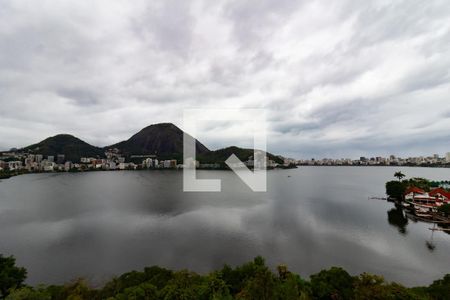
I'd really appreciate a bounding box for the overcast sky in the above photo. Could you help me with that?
[1,0,449,158]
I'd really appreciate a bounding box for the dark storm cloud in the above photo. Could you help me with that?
[0,0,449,158]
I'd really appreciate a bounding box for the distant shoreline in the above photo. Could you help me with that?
[298,164,450,168]
[2,164,450,182]
[0,165,298,180]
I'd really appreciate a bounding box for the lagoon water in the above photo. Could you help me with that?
[1,166,450,286]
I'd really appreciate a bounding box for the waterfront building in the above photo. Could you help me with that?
[170,160,177,168]
[163,160,171,168]
[143,158,153,168]
[35,154,43,163]
[404,187,450,209]
[64,162,72,171]
[429,188,450,202]
[43,161,55,172]
[8,161,22,170]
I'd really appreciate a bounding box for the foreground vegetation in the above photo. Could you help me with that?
[1,254,450,300]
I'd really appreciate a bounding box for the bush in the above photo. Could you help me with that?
[438,204,450,216]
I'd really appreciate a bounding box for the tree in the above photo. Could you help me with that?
[354,273,389,300]
[114,283,157,300]
[202,274,232,300]
[438,204,450,216]
[0,255,27,299]
[160,270,202,300]
[426,274,450,300]
[310,267,355,300]
[63,279,94,300]
[5,287,51,300]
[237,267,276,300]
[354,274,425,300]
[406,178,431,192]
[385,181,407,200]
[394,171,405,181]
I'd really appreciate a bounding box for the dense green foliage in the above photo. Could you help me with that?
[385,172,435,200]
[108,123,209,156]
[404,177,432,192]
[0,169,29,180]
[0,255,27,299]
[3,255,450,300]
[394,171,405,181]
[22,134,104,162]
[0,170,12,179]
[198,146,284,165]
[430,181,450,188]
[385,181,408,199]
[438,204,450,216]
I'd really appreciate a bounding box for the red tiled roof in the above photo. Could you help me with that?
[404,186,425,195]
[430,187,450,199]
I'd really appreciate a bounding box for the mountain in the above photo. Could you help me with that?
[198,146,284,164]
[107,123,209,157]
[22,134,104,162]
[18,124,284,165]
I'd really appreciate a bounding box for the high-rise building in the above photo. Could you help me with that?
[163,160,171,168]
[446,152,450,163]
[35,154,43,163]
[47,156,54,163]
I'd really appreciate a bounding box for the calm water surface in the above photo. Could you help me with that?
[1,167,449,286]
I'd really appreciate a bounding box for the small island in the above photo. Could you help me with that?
[385,172,450,228]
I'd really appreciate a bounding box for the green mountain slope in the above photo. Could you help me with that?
[22,134,104,162]
[198,146,284,164]
[107,123,209,156]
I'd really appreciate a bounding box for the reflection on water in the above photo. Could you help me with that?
[387,205,408,235]
[426,224,437,252]
[0,167,450,287]
[386,201,450,252]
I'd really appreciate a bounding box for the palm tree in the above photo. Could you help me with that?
[394,171,405,181]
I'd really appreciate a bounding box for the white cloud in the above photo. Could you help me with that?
[0,0,449,158]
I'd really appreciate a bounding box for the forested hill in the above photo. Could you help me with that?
[21,134,104,162]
